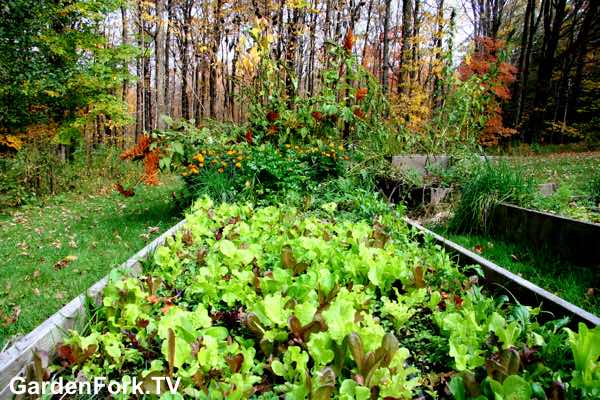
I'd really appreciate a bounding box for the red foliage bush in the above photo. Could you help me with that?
[458,37,517,146]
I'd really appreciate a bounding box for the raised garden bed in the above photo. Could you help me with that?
[1,200,598,399]
[489,202,600,266]
[406,219,600,327]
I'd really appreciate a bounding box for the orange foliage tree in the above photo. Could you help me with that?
[458,37,518,146]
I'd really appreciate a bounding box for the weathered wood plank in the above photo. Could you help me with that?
[0,219,187,399]
[491,202,600,266]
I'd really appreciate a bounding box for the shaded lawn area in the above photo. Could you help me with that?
[440,231,600,317]
[512,151,600,193]
[0,177,183,349]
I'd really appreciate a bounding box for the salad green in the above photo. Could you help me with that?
[39,197,599,399]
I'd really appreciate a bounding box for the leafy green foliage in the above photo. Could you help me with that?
[0,144,140,208]
[40,196,592,398]
[0,0,134,140]
[565,323,600,398]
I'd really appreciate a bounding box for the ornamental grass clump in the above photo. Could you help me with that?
[450,162,535,233]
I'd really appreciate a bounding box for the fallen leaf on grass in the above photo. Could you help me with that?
[511,254,519,261]
[55,292,65,301]
[148,226,160,234]
[54,255,78,270]
[33,288,41,296]
[1,306,21,327]
[52,240,62,249]
[33,269,41,279]
[68,239,78,249]
[587,288,595,297]
[473,244,483,254]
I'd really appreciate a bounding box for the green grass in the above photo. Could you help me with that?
[437,230,600,317]
[512,151,600,193]
[0,176,183,349]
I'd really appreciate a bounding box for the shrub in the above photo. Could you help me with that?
[178,142,348,206]
[1,143,138,208]
[450,162,535,232]
[588,169,600,206]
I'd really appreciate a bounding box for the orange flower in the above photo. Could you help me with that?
[143,149,160,185]
[312,111,324,121]
[353,108,365,119]
[356,87,368,101]
[121,135,151,161]
[343,30,354,52]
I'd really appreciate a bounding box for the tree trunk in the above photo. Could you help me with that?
[432,0,444,107]
[155,0,166,129]
[529,0,567,138]
[361,0,374,67]
[398,0,413,95]
[568,1,598,119]
[209,0,223,119]
[285,8,300,107]
[381,0,392,93]
[121,5,129,140]
[181,2,192,120]
[411,0,421,87]
[513,0,533,126]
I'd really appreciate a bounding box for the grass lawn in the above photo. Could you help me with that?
[440,230,600,317]
[0,176,183,349]
[512,151,600,192]
[507,152,600,223]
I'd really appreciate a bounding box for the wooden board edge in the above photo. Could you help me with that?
[404,218,600,327]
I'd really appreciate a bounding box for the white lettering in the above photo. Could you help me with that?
[166,377,181,393]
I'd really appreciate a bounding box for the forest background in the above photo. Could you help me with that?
[0,0,599,206]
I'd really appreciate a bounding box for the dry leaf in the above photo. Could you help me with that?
[148,226,160,234]
[55,292,65,300]
[54,255,78,270]
[2,306,21,327]
[473,244,483,254]
[33,288,41,296]
[33,269,41,279]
